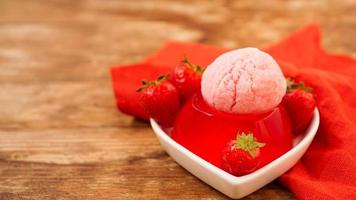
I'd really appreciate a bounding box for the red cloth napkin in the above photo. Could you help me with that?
[111,24,356,199]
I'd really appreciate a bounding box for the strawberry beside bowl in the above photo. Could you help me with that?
[150,108,319,199]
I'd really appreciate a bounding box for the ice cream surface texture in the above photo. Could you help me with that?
[201,48,286,114]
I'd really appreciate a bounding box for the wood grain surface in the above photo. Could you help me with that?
[0,0,355,199]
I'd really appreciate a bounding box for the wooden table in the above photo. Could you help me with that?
[0,0,355,199]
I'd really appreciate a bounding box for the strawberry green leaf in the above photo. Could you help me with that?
[136,74,169,92]
[181,57,204,74]
[286,77,313,93]
[157,75,165,82]
[233,131,266,157]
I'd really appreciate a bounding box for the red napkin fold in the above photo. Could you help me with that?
[111,24,356,199]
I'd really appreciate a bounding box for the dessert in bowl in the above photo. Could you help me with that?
[138,47,318,198]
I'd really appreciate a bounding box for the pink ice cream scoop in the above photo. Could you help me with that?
[201,47,286,114]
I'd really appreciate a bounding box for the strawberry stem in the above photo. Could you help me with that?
[233,132,265,157]
[286,78,313,93]
[136,74,170,92]
[181,57,204,74]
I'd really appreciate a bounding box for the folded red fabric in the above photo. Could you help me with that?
[111,24,356,199]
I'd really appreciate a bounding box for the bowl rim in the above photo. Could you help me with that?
[150,108,320,184]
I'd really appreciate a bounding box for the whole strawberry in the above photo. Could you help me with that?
[221,132,265,176]
[171,57,204,102]
[137,75,180,127]
[283,78,316,134]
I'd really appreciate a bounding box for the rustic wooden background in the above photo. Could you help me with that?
[0,0,355,199]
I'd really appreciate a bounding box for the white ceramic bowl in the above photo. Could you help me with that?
[150,108,319,199]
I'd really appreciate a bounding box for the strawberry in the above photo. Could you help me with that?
[171,57,204,102]
[283,78,316,134]
[137,75,180,127]
[221,132,265,176]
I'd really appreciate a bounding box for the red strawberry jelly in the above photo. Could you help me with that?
[171,94,294,170]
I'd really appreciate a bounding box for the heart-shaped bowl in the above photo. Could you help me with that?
[150,108,319,199]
